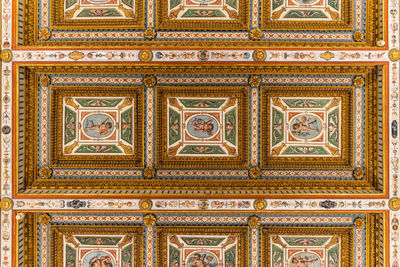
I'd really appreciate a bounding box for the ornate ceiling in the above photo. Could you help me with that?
[0,0,398,266]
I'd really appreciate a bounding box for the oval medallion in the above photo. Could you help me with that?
[187,115,218,138]
[187,252,219,267]
[289,253,321,267]
[83,113,115,138]
[293,0,320,4]
[83,251,115,267]
[290,114,322,139]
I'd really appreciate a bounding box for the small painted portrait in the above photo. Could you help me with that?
[290,115,322,139]
[83,252,115,267]
[83,114,115,138]
[187,115,218,138]
[187,252,218,267]
[289,253,320,267]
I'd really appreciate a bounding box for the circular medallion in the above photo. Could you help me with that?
[82,113,115,139]
[290,114,322,140]
[187,115,219,139]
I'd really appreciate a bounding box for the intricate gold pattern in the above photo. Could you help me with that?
[254,199,267,210]
[0,49,12,62]
[139,199,152,210]
[143,75,157,87]
[250,28,262,41]
[249,75,261,87]
[38,28,51,40]
[320,51,334,60]
[39,166,52,179]
[139,50,153,62]
[145,28,156,40]
[389,198,400,211]
[353,30,364,42]
[253,50,266,61]
[248,215,261,228]
[389,49,400,61]
[353,168,364,180]
[39,75,51,86]
[38,213,51,225]
[143,214,157,227]
[143,167,156,179]
[249,167,261,179]
[0,198,13,211]
[354,217,365,228]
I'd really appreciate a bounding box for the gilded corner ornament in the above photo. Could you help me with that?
[389,49,400,61]
[389,198,400,211]
[0,49,12,62]
[0,198,13,211]
[248,215,261,228]
[143,214,156,227]
[248,75,261,88]
[143,167,156,179]
[250,28,262,41]
[39,27,51,40]
[353,168,364,180]
[145,28,156,40]
[376,40,385,47]
[353,218,365,228]
[39,75,51,86]
[253,50,266,61]
[353,31,364,42]
[139,50,153,62]
[143,75,157,87]
[353,76,365,87]
[15,212,25,221]
[139,199,152,210]
[38,213,51,225]
[254,199,266,210]
[249,167,261,179]
[39,166,53,179]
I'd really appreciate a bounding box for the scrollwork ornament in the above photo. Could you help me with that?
[145,28,156,40]
[250,28,262,41]
[353,168,364,180]
[248,215,261,228]
[253,50,266,61]
[353,218,365,228]
[353,76,365,87]
[143,75,157,87]
[39,166,53,179]
[39,27,51,40]
[143,214,156,227]
[389,198,400,211]
[254,199,266,210]
[38,213,51,225]
[353,31,364,42]
[248,75,261,88]
[139,199,152,210]
[139,50,153,62]
[39,75,51,86]
[249,167,261,179]
[0,49,12,62]
[0,198,13,211]
[143,167,156,179]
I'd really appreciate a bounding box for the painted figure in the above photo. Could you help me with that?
[291,116,320,136]
[188,253,215,267]
[191,118,214,136]
[84,119,113,136]
[89,256,113,267]
[290,255,319,267]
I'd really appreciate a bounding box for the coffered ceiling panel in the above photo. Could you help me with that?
[13,63,387,197]
[16,0,384,48]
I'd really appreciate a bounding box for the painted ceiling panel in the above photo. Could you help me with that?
[0,0,398,266]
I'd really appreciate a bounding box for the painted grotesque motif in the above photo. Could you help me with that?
[63,97,134,155]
